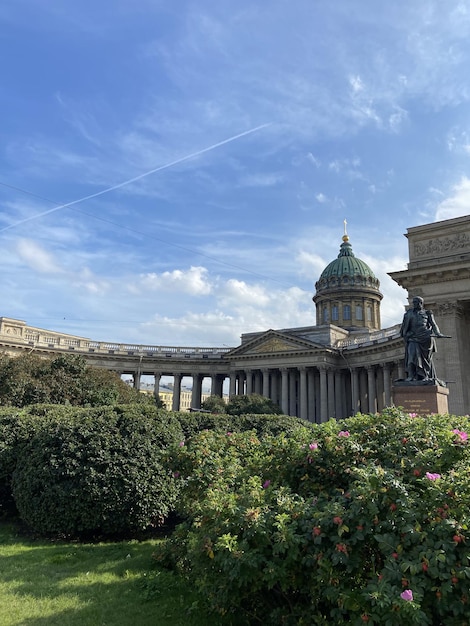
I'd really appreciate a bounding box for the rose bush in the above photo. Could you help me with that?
[158,408,470,625]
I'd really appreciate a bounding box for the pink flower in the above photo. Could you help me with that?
[425,472,441,481]
[179,441,185,447]
[400,589,413,601]
[408,412,418,418]
[309,442,319,450]
[338,431,350,437]
[452,429,468,442]
[262,480,271,489]
[226,432,232,436]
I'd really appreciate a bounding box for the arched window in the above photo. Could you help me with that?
[332,305,339,321]
[323,307,329,323]
[356,305,363,321]
[367,306,372,321]
[343,305,351,320]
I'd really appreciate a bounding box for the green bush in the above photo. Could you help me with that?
[226,393,283,416]
[200,395,228,413]
[159,409,470,625]
[11,405,183,537]
[174,409,311,440]
[0,353,148,407]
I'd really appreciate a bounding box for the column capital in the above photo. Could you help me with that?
[435,301,465,318]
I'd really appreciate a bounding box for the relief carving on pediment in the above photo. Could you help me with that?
[253,338,296,353]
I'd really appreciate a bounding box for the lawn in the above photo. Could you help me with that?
[0,520,236,626]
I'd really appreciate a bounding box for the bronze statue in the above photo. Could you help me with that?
[400,296,446,384]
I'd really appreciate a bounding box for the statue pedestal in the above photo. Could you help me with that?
[392,383,449,415]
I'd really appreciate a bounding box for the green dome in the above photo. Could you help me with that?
[315,236,380,293]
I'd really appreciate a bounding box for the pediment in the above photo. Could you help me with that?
[226,330,325,358]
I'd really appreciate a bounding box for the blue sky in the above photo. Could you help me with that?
[1,1,470,347]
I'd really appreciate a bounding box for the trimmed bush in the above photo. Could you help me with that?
[159,409,470,625]
[11,405,183,537]
[174,409,313,440]
[226,393,283,416]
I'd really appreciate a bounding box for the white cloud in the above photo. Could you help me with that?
[315,193,327,203]
[139,266,213,296]
[446,128,470,154]
[16,239,63,274]
[435,177,470,221]
[296,250,329,280]
[306,152,321,167]
[219,279,271,308]
[239,172,284,187]
[349,75,364,93]
[73,268,111,295]
[388,107,408,132]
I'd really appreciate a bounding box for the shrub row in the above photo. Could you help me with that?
[158,408,470,625]
[0,404,306,537]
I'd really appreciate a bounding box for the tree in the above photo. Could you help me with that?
[200,395,227,414]
[226,393,283,416]
[154,394,166,409]
[0,353,147,407]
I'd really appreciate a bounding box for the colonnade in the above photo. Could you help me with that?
[128,360,404,422]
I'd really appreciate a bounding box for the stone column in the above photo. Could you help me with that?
[191,373,203,409]
[435,302,466,415]
[133,371,141,391]
[319,366,328,422]
[172,373,182,411]
[397,360,405,380]
[307,369,316,422]
[383,363,392,408]
[254,371,262,395]
[262,368,270,398]
[238,372,245,395]
[271,371,279,406]
[327,368,335,418]
[351,367,360,416]
[246,370,253,395]
[280,368,289,415]
[212,374,224,397]
[360,368,368,413]
[289,370,297,416]
[367,366,376,414]
[229,372,237,397]
[335,371,343,419]
[299,367,308,421]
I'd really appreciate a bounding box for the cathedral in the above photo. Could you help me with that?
[1,214,470,417]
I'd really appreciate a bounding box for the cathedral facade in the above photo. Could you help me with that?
[1,215,469,417]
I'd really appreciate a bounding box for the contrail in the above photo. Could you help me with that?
[0,122,271,233]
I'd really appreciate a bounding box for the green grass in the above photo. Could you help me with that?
[0,520,236,626]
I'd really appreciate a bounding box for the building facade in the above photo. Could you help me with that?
[1,215,469,417]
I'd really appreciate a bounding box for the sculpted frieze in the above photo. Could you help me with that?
[3,325,22,336]
[414,233,470,257]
